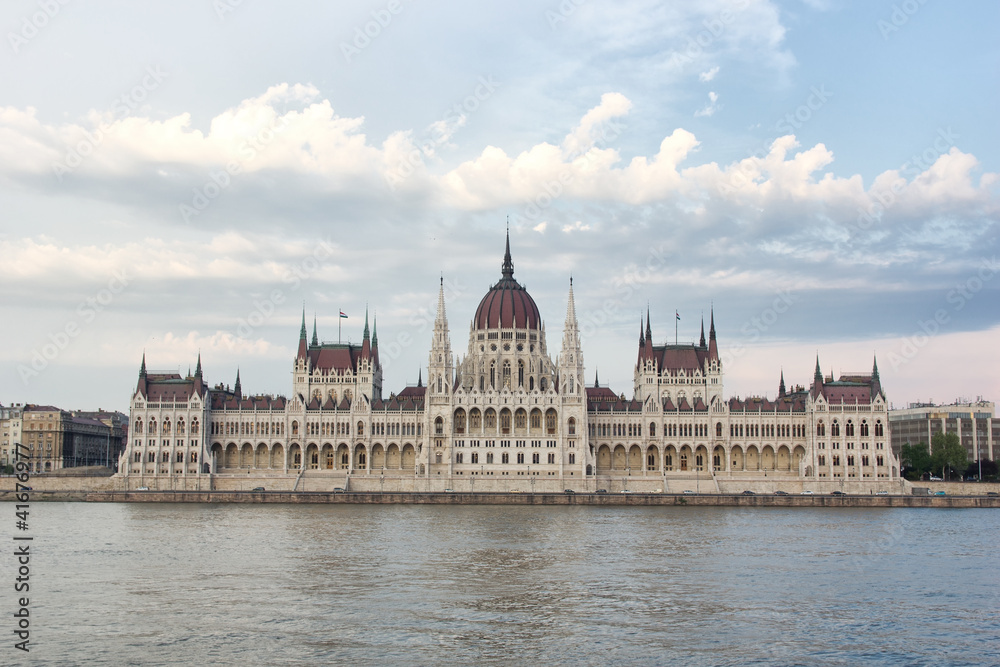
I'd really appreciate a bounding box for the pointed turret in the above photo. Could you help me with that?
[429,277,453,395]
[872,355,880,382]
[136,352,148,397]
[637,318,646,364]
[643,309,653,359]
[559,276,585,395]
[311,315,319,347]
[297,308,308,358]
[778,370,786,398]
[234,369,242,399]
[708,307,719,361]
[139,352,147,379]
[417,368,423,387]
[699,316,706,348]
[594,369,600,388]
[195,353,202,378]
[361,308,371,360]
[872,354,884,399]
[371,315,380,369]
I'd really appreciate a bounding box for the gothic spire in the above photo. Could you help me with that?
[594,369,600,388]
[417,368,423,387]
[501,226,514,279]
[234,368,242,398]
[195,352,202,378]
[645,307,652,342]
[139,352,146,378]
[699,315,706,348]
[779,369,786,397]
[311,315,319,347]
[872,354,880,382]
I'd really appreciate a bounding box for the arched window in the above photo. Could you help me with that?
[860,420,869,437]
[651,422,657,437]
[716,422,722,437]
[484,409,497,430]
[454,409,466,434]
[162,419,171,434]
[291,421,299,436]
[357,421,365,436]
[875,420,884,437]
[502,361,511,389]
[540,377,547,392]
[500,409,511,434]
[490,362,496,389]
[148,419,156,434]
[568,417,576,436]
[191,418,199,435]
[515,409,527,430]
[470,409,482,430]
[545,409,557,435]
[434,417,443,435]
[518,361,524,387]
[846,420,855,437]
[831,421,840,437]
[817,421,826,436]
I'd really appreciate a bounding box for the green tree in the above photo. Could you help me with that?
[900,441,932,480]
[930,432,967,481]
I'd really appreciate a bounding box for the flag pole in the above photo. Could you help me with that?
[675,310,678,346]
[339,308,342,344]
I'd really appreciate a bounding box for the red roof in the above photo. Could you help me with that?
[473,232,541,330]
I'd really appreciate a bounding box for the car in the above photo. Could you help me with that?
[333,487,345,493]
[683,490,695,494]
[875,490,888,495]
[741,490,755,495]
[933,490,946,496]
[774,490,788,496]
[800,490,814,495]
[621,489,632,494]
[136,486,149,491]
[444,489,454,493]
[564,489,575,494]
[596,489,608,494]
[251,487,265,492]
[831,490,845,496]
[929,476,943,481]
[987,492,998,497]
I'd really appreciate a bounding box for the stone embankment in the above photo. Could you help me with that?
[1,489,997,507]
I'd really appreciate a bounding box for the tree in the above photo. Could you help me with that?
[900,441,932,480]
[964,459,998,481]
[930,432,967,481]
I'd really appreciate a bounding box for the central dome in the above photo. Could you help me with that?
[473,233,541,330]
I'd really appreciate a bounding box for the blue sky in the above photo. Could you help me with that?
[1,0,998,412]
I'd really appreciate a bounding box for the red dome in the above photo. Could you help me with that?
[473,233,541,330]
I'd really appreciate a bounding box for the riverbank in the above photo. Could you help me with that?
[4,489,998,507]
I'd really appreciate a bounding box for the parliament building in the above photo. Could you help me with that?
[119,233,900,492]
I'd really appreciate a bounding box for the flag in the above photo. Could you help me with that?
[339,311,348,319]
[676,311,680,321]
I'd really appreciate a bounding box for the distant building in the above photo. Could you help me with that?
[120,232,900,490]
[1,403,24,469]
[889,401,997,463]
[18,404,124,472]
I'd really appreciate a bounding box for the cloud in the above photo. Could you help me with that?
[699,66,720,82]
[694,91,721,117]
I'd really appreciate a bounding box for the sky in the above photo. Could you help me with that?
[1,0,998,414]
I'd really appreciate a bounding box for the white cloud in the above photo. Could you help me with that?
[699,66,720,82]
[694,91,721,117]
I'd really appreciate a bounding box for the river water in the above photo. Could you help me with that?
[3,503,998,666]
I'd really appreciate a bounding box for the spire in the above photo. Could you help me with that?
[708,307,719,361]
[139,352,146,378]
[363,308,370,340]
[361,307,371,360]
[234,368,242,398]
[594,369,600,388]
[872,354,880,382]
[417,368,423,387]
[297,307,308,359]
[699,316,706,348]
[645,308,652,342]
[564,276,578,326]
[814,355,823,383]
[778,369,786,397]
[501,226,514,279]
[195,353,202,378]
[311,315,319,347]
[372,316,378,348]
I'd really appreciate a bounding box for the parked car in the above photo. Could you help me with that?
[933,490,946,496]
[831,490,845,496]
[875,490,889,495]
[136,486,149,491]
[774,490,788,496]
[800,490,814,495]
[929,476,943,481]
[683,490,695,494]
[251,487,265,492]
[564,489,575,494]
[333,487,345,493]
[741,490,755,495]
[987,492,998,497]
[596,489,608,494]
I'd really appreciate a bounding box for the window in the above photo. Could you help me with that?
[846,420,855,437]
[502,452,509,464]
[456,452,464,464]
[435,417,444,435]
[547,452,555,464]
[532,452,540,464]
[500,410,511,434]
[861,420,869,437]
[471,452,478,464]
[454,410,466,434]
[831,421,840,437]
[470,409,481,430]
[568,418,576,436]
[568,453,575,464]
[545,409,557,435]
